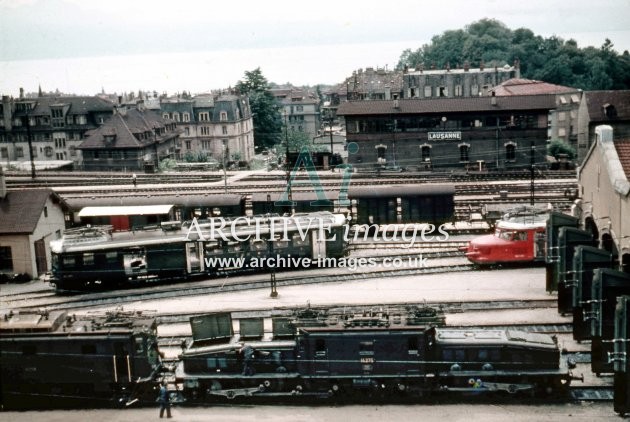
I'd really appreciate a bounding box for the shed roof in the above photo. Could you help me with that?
[0,189,55,234]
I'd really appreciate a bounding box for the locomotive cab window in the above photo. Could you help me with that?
[106,251,118,263]
[63,255,76,267]
[83,253,95,266]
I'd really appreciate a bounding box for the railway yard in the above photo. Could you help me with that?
[0,169,623,419]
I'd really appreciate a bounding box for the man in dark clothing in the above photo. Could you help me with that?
[158,381,172,418]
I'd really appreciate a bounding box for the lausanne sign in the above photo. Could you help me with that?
[428,131,462,141]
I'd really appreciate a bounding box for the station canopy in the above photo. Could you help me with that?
[78,205,174,217]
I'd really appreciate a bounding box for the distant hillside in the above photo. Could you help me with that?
[396,19,630,90]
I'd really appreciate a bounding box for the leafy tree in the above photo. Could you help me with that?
[547,139,576,160]
[396,19,630,90]
[236,68,283,150]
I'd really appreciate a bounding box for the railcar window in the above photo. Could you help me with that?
[315,339,327,357]
[82,344,97,354]
[135,338,144,354]
[455,349,465,361]
[498,230,515,241]
[106,251,118,263]
[359,341,374,356]
[516,232,528,241]
[442,349,454,361]
[478,349,488,360]
[250,240,267,251]
[63,256,76,266]
[292,233,310,246]
[408,337,419,355]
[83,253,94,265]
[274,240,289,249]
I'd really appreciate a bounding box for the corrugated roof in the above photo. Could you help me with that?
[337,95,556,116]
[0,189,53,234]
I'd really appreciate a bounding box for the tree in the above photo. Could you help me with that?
[236,68,283,150]
[396,19,630,90]
[547,139,576,160]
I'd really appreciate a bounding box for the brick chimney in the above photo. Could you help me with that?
[480,60,485,71]
[2,96,12,131]
[464,61,470,72]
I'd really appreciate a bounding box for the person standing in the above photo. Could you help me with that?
[158,381,172,418]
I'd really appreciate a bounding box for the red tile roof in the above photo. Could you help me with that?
[614,139,630,179]
[493,78,577,96]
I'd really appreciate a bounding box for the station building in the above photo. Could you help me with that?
[337,94,556,171]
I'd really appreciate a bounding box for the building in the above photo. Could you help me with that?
[577,125,630,272]
[78,101,180,172]
[271,88,321,141]
[337,94,556,171]
[402,61,520,100]
[160,92,254,164]
[493,78,582,152]
[342,67,404,102]
[0,92,114,168]
[0,178,66,278]
[577,90,630,162]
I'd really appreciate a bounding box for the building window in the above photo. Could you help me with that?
[183,112,190,122]
[505,143,516,161]
[454,85,462,96]
[438,86,447,97]
[0,246,12,272]
[185,140,191,150]
[459,144,470,162]
[376,145,386,165]
[472,84,479,96]
[184,127,190,136]
[45,146,53,157]
[31,146,37,158]
[0,148,7,159]
[16,147,24,158]
[421,145,431,161]
[172,112,180,122]
[220,111,228,121]
[69,146,76,157]
[558,128,566,137]
[200,126,210,136]
[201,140,211,149]
[199,112,210,121]
[222,125,228,135]
[558,112,566,122]
[424,86,432,97]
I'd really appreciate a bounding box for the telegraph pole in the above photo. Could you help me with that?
[284,111,292,214]
[22,114,36,179]
[530,140,535,206]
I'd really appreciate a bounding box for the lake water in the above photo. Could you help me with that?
[0,40,421,96]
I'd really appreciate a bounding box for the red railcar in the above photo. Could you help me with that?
[463,208,548,265]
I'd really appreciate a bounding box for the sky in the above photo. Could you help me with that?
[1,0,629,96]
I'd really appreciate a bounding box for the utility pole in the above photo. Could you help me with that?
[22,114,36,179]
[284,110,292,214]
[222,140,228,194]
[530,140,535,206]
[326,109,334,169]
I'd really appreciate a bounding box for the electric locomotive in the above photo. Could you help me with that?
[49,212,347,291]
[463,207,548,265]
[175,309,577,402]
[613,295,630,417]
[0,309,162,409]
